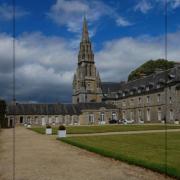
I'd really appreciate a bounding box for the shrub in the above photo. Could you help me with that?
[59,125,66,130]
[46,125,51,129]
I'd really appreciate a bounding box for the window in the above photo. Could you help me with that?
[157,84,160,89]
[138,110,142,121]
[169,97,172,104]
[55,116,59,124]
[130,99,134,105]
[48,116,52,124]
[138,89,141,93]
[147,109,150,121]
[41,116,45,126]
[147,96,150,103]
[130,111,133,120]
[122,92,125,97]
[146,86,149,91]
[89,114,94,124]
[35,116,38,124]
[122,111,126,119]
[158,108,161,121]
[112,112,117,120]
[157,94,160,102]
[122,100,126,107]
[100,112,105,122]
[20,116,23,124]
[169,110,174,121]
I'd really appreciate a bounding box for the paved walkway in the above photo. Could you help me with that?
[68,128,180,137]
[0,127,173,180]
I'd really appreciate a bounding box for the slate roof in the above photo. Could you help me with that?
[7,103,117,115]
[101,82,125,94]
[102,66,180,100]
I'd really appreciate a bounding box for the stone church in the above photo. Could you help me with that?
[72,17,102,104]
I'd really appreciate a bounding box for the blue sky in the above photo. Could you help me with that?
[0,0,180,103]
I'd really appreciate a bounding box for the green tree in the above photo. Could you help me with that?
[128,59,175,81]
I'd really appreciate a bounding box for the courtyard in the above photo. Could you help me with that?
[0,126,176,180]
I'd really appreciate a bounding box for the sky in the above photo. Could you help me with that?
[0,0,180,103]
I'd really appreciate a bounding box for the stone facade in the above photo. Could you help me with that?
[102,66,180,124]
[7,103,118,126]
[72,17,102,104]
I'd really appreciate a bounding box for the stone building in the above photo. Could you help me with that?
[5,17,180,126]
[72,17,102,104]
[7,103,118,126]
[102,66,180,124]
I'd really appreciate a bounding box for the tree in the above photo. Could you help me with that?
[128,59,175,81]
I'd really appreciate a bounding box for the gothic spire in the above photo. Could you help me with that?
[82,16,89,42]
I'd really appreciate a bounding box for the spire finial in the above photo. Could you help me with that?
[82,15,89,42]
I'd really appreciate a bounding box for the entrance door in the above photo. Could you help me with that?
[20,116,23,124]
[147,109,150,121]
[42,117,46,126]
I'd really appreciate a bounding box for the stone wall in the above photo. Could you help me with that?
[7,109,119,126]
[107,84,180,124]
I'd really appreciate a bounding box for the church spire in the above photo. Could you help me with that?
[82,16,89,42]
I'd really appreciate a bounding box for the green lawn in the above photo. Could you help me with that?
[60,132,180,178]
[30,124,180,135]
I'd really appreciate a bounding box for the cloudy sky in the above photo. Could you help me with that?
[0,0,180,103]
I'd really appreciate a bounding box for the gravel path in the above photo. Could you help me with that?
[0,127,173,180]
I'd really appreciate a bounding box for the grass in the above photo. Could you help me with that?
[60,132,180,178]
[30,124,180,135]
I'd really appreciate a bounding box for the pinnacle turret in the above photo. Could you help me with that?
[82,16,89,42]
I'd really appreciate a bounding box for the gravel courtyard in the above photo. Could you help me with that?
[0,127,173,180]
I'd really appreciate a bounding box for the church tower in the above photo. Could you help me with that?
[72,17,102,104]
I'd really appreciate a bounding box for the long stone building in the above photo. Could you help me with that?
[102,66,180,124]
[7,103,118,126]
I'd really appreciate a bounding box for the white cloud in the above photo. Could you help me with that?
[134,0,152,14]
[0,3,29,21]
[116,16,133,27]
[169,0,180,9]
[0,32,76,102]
[96,32,180,82]
[134,0,180,14]
[0,31,179,102]
[47,0,132,34]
